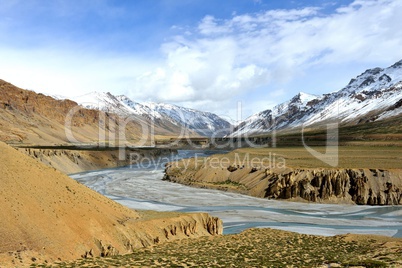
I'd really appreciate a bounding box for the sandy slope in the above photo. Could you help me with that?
[0,141,222,267]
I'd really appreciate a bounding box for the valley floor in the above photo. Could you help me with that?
[33,228,402,267]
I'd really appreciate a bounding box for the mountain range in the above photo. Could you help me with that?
[230,59,402,137]
[72,92,232,137]
[70,58,402,139]
[1,59,402,145]
[0,80,193,145]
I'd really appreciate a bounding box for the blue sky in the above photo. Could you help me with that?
[1,0,402,120]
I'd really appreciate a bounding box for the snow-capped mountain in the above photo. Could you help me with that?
[115,96,231,136]
[231,59,402,137]
[72,92,232,137]
[73,92,133,115]
[140,102,232,137]
[232,92,321,136]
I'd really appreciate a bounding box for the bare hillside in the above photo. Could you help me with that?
[0,141,222,267]
[0,79,187,145]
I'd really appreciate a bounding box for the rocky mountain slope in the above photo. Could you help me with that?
[231,59,402,136]
[73,92,188,136]
[0,79,96,144]
[137,101,232,137]
[0,141,222,267]
[0,80,193,145]
[73,92,232,137]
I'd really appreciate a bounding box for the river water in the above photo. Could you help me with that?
[70,150,402,237]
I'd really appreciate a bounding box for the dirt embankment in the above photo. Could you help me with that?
[164,165,402,205]
[16,147,175,174]
[0,141,222,267]
[163,148,402,205]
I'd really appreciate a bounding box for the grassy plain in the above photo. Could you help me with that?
[219,146,402,169]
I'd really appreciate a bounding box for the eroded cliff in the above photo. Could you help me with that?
[164,163,402,205]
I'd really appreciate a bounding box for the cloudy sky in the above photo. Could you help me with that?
[1,0,402,120]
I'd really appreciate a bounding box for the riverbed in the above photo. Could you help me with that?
[70,150,402,237]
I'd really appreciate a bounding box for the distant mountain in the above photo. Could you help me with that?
[73,91,140,116]
[73,92,232,137]
[138,102,232,137]
[232,92,321,136]
[230,59,402,137]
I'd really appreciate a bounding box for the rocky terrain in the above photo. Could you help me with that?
[0,141,222,267]
[165,165,402,205]
[163,147,402,205]
[35,228,402,267]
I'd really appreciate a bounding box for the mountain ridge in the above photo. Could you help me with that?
[72,92,232,137]
[230,59,402,137]
[2,59,402,143]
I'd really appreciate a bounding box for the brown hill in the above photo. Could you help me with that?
[0,79,187,145]
[0,141,222,267]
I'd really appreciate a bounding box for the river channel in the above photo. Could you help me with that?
[70,150,402,237]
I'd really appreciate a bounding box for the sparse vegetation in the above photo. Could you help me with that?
[261,115,402,148]
[32,228,402,267]
[186,145,402,169]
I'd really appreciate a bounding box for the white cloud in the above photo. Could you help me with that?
[128,0,402,118]
[2,0,402,120]
[0,46,155,98]
[132,36,271,104]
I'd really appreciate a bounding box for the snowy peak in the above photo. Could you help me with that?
[73,91,129,114]
[343,61,402,95]
[115,95,164,119]
[390,59,402,69]
[232,91,321,136]
[286,92,319,105]
[294,92,321,105]
[273,92,321,115]
[140,102,232,136]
